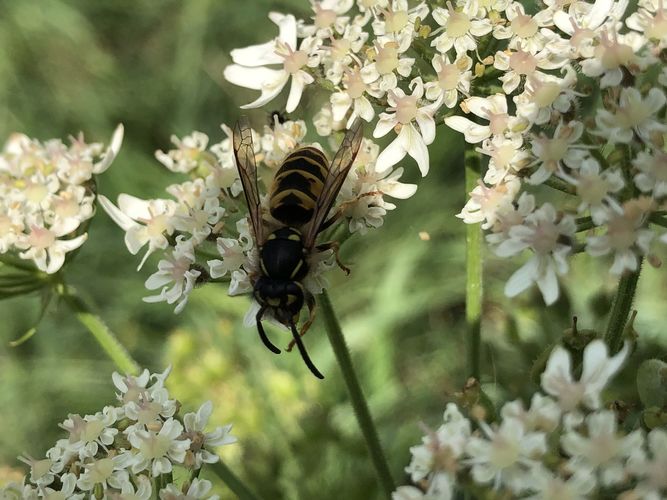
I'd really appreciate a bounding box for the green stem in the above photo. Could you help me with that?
[208,460,264,500]
[320,290,395,499]
[575,216,595,232]
[62,287,140,375]
[465,148,483,382]
[542,176,576,195]
[649,213,667,229]
[604,258,643,353]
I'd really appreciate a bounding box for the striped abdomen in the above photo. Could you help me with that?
[269,146,329,226]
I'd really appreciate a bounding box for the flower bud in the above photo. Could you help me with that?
[637,359,667,408]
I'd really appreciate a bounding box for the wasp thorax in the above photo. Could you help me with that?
[260,227,309,281]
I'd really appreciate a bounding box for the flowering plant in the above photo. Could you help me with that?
[0,126,123,275]
[1,0,667,498]
[0,368,235,500]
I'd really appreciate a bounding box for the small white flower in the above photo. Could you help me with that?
[406,403,470,484]
[128,418,191,477]
[112,369,151,404]
[98,194,177,270]
[513,66,579,125]
[633,149,667,197]
[458,178,521,229]
[625,428,667,498]
[341,138,417,234]
[424,54,472,109]
[594,87,667,144]
[360,40,415,92]
[521,465,596,500]
[373,77,440,175]
[208,237,247,279]
[224,13,319,113]
[495,202,576,305]
[552,0,628,58]
[159,478,219,500]
[155,132,214,173]
[16,455,59,487]
[40,473,85,500]
[586,199,654,275]
[562,410,644,486]
[372,0,430,52]
[108,474,152,500]
[445,94,525,144]
[76,456,129,492]
[123,383,178,428]
[493,2,556,53]
[580,29,643,88]
[15,224,87,274]
[58,407,119,459]
[465,417,547,490]
[430,1,492,56]
[560,158,625,224]
[391,486,427,500]
[330,67,379,127]
[626,0,667,47]
[182,401,237,469]
[541,340,630,416]
[494,48,568,95]
[261,119,307,168]
[480,136,532,184]
[500,394,561,433]
[143,237,201,314]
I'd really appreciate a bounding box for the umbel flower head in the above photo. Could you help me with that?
[1,367,235,499]
[391,339,656,499]
[0,125,123,274]
[219,0,667,307]
[100,118,416,316]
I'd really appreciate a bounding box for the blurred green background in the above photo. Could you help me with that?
[1,1,666,499]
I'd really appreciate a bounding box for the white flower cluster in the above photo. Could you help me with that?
[0,368,235,500]
[393,340,667,499]
[223,0,667,305]
[0,126,123,274]
[100,118,415,313]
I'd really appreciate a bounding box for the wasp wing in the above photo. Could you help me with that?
[304,119,363,250]
[233,117,264,246]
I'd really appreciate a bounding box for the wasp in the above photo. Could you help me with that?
[232,116,363,379]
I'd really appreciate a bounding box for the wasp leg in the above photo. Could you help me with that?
[290,322,324,379]
[318,190,384,234]
[286,294,316,352]
[317,241,350,275]
[257,307,281,354]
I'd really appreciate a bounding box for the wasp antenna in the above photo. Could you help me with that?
[256,307,281,354]
[289,323,324,379]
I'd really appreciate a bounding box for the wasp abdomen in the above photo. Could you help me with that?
[269,147,329,226]
[260,227,309,281]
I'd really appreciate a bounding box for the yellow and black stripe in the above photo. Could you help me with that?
[269,147,329,226]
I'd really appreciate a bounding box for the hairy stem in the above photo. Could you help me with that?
[320,290,395,498]
[542,176,576,195]
[208,461,264,500]
[62,286,140,375]
[575,216,595,232]
[465,148,483,381]
[604,258,643,353]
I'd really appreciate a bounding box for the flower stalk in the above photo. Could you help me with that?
[61,286,140,375]
[465,147,483,381]
[320,290,395,498]
[604,258,643,353]
[208,461,264,500]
